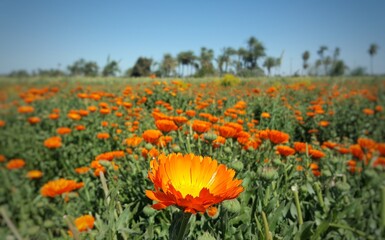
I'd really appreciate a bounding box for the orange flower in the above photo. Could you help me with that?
[276,145,296,157]
[142,129,163,144]
[75,166,90,174]
[294,142,312,153]
[44,136,62,149]
[322,141,338,149]
[357,137,377,150]
[75,214,95,232]
[40,178,84,197]
[100,108,111,115]
[296,165,304,171]
[88,106,97,112]
[18,106,34,114]
[57,127,72,135]
[207,206,218,218]
[268,130,289,144]
[378,143,385,156]
[212,136,226,148]
[95,151,125,161]
[28,117,41,124]
[218,126,237,138]
[67,113,81,120]
[0,120,5,127]
[6,159,26,170]
[125,136,143,147]
[101,121,109,127]
[261,112,270,119]
[75,125,86,131]
[0,154,6,162]
[362,108,374,115]
[49,113,59,120]
[192,120,212,134]
[185,110,196,117]
[172,116,188,127]
[309,149,325,159]
[97,132,110,139]
[26,170,43,179]
[318,121,329,127]
[146,153,243,214]
[155,119,178,133]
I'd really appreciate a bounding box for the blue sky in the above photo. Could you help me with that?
[1,0,384,75]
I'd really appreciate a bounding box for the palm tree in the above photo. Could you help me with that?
[368,43,379,75]
[302,51,310,75]
[177,51,196,77]
[263,57,276,76]
[317,45,328,75]
[246,36,266,69]
[160,54,177,77]
[198,47,215,76]
[236,47,247,73]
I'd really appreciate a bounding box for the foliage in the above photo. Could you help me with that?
[0,77,384,239]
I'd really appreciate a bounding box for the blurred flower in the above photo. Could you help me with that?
[6,159,26,170]
[18,106,34,114]
[41,178,84,197]
[143,129,163,144]
[28,117,41,124]
[26,170,43,179]
[276,145,296,157]
[57,127,72,135]
[97,132,110,139]
[268,130,289,144]
[155,119,178,133]
[44,136,62,149]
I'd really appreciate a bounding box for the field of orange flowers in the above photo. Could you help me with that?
[0,76,385,239]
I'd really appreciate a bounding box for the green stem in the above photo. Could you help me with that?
[314,182,326,212]
[171,212,192,240]
[292,186,303,226]
[99,171,110,205]
[262,211,272,240]
[0,207,23,240]
[381,186,385,228]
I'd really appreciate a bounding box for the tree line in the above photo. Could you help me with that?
[6,37,380,78]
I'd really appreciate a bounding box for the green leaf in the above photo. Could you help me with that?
[311,221,330,240]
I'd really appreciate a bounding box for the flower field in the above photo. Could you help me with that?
[0,76,385,239]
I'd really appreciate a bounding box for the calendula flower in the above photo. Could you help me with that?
[18,106,34,114]
[268,130,289,144]
[28,117,41,124]
[26,170,43,179]
[75,166,90,174]
[142,129,163,144]
[192,120,211,134]
[6,159,26,170]
[309,149,325,159]
[276,145,296,157]
[57,127,72,135]
[96,132,110,139]
[44,136,62,149]
[67,112,81,120]
[219,126,237,139]
[146,153,243,214]
[75,215,95,232]
[294,142,312,153]
[68,214,95,236]
[261,112,270,119]
[41,178,84,197]
[155,119,178,133]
